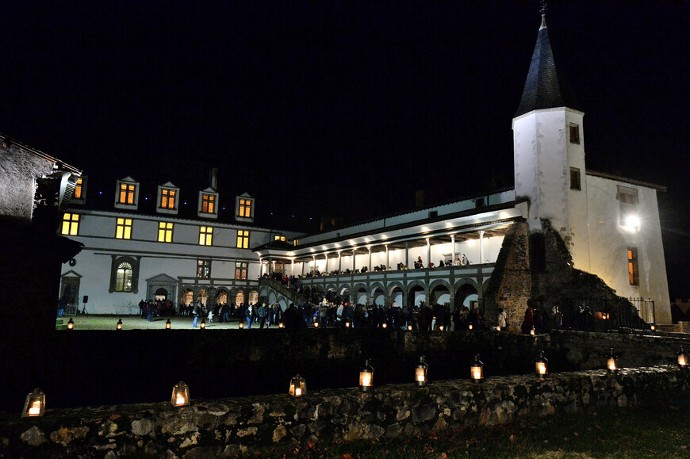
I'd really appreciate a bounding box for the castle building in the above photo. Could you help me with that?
[57,11,670,324]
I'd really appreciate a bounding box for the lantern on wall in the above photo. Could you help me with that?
[606,348,619,374]
[171,381,190,407]
[289,374,307,398]
[21,388,45,418]
[677,347,687,368]
[200,319,206,330]
[116,319,123,330]
[359,358,374,392]
[67,318,75,330]
[165,319,172,330]
[470,354,484,383]
[535,351,549,379]
[415,356,429,387]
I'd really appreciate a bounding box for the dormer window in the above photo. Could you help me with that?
[274,235,286,242]
[71,176,86,204]
[198,188,219,219]
[157,182,179,215]
[235,193,254,223]
[114,177,139,210]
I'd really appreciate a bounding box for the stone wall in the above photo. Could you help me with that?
[2,366,688,458]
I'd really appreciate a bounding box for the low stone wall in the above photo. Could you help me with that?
[2,366,688,458]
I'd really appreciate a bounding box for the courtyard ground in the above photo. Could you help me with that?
[56,314,249,330]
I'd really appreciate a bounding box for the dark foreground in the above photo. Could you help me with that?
[258,407,690,459]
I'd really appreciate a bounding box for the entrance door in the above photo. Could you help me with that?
[60,277,80,315]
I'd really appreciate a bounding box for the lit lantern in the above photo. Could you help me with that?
[415,356,429,387]
[407,325,413,331]
[22,388,45,418]
[650,324,656,331]
[165,319,172,330]
[439,325,444,332]
[289,374,307,398]
[535,351,548,379]
[67,318,75,330]
[530,326,536,336]
[468,324,473,331]
[677,347,687,368]
[382,323,388,329]
[200,319,206,330]
[116,319,123,330]
[606,348,619,374]
[470,354,484,383]
[345,321,351,328]
[359,358,374,392]
[313,321,319,328]
[495,325,501,332]
[277,322,284,329]
[239,321,245,329]
[171,381,190,407]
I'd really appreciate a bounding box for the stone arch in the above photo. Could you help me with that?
[369,282,385,296]
[371,286,386,306]
[180,288,194,305]
[215,288,229,305]
[248,289,259,305]
[388,282,405,308]
[353,283,368,305]
[235,290,246,306]
[455,283,479,311]
[429,280,452,307]
[408,284,427,308]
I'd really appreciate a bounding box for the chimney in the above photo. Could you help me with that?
[209,168,218,190]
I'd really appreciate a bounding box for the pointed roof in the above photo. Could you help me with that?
[515,13,578,117]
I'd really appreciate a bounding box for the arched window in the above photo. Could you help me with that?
[115,262,133,292]
[109,256,140,293]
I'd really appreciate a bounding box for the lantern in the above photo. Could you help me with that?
[116,319,123,330]
[407,325,413,331]
[468,323,473,330]
[313,321,319,328]
[345,321,351,328]
[359,358,374,392]
[650,324,656,331]
[381,322,387,329]
[67,318,74,330]
[289,374,307,398]
[439,325,445,332]
[535,351,548,379]
[530,326,536,336]
[239,321,245,329]
[606,348,619,374]
[165,319,172,330]
[277,322,284,329]
[495,325,501,332]
[171,381,190,407]
[677,347,687,368]
[200,319,206,330]
[415,356,429,387]
[22,388,45,418]
[470,354,484,383]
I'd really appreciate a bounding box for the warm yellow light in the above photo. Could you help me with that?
[171,381,190,407]
[381,323,387,329]
[22,389,46,418]
[27,401,41,416]
[359,359,374,391]
[607,358,617,371]
[67,318,74,330]
[470,355,484,383]
[468,324,473,330]
[530,327,536,336]
[165,319,172,330]
[407,325,413,331]
[314,322,319,328]
[415,356,429,387]
[116,319,123,330]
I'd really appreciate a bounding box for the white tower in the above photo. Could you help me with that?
[512,11,591,270]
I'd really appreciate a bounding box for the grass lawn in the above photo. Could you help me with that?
[56,314,247,330]
[261,407,690,458]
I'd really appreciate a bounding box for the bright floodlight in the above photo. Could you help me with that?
[624,214,641,230]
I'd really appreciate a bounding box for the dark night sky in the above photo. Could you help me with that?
[1,1,688,298]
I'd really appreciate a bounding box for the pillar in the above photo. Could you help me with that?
[451,234,456,265]
[385,244,390,269]
[338,251,342,273]
[426,238,431,267]
[479,230,485,265]
[368,247,372,272]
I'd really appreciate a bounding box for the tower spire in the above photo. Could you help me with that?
[540,0,548,29]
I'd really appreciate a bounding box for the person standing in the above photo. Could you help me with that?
[245,302,254,329]
[258,303,267,329]
[497,307,508,331]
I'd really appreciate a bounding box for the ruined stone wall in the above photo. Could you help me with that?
[483,221,532,332]
[2,366,687,458]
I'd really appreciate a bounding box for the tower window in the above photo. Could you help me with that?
[160,188,176,209]
[118,183,136,205]
[570,168,581,190]
[274,234,286,242]
[569,124,580,144]
[201,193,216,214]
[238,198,252,218]
[627,248,639,286]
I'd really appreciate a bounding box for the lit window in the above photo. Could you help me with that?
[118,183,136,205]
[158,222,174,243]
[238,199,252,218]
[569,124,580,144]
[201,194,215,214]
[199,226,213,246]
[627,248,639,286]
[237,230,250,249]
[115,218,133,239]
[570,168,581,191]
[61,213,80,236]
[235,262,248,280]
[160,189,176,209]
[109,256,139,293]
[197,259,211,279]
[115,262,134,292]
[274,235,286,242]
[73,177,84,200]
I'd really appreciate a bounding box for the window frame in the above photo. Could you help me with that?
[158,221,174,243]
[569,167,581,191]
[236,229,250,249]
[235,262,248,280]
[109,255,140,293]
[199,226,214,246]
[61,212,80,236]
[115,217,133,240]
[627,247,639,286]
[197,259,212,279]
[569,123,580,145]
